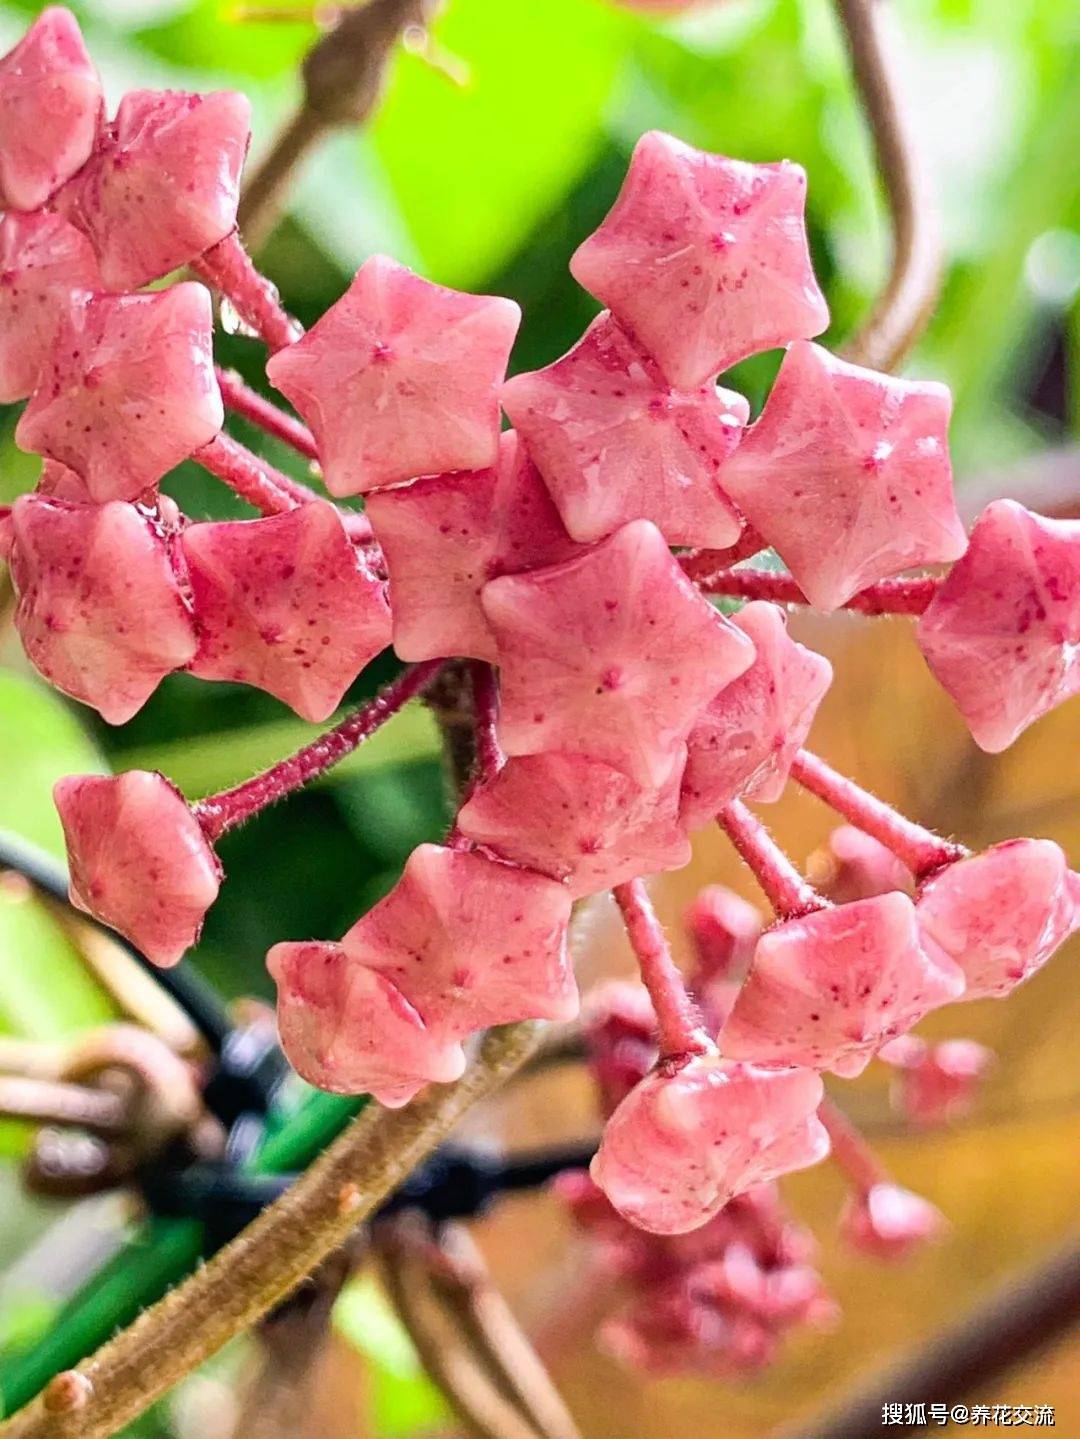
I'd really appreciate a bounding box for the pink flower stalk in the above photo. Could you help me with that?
[570,131,827,389]
[722,891,965,1077]
[0,7,101,211]
[266,254,520,495]
[8,494,196,723]
[591,1055,829,1234]
[685,885,761,1029]
[917,500,1080,752]
[806,825,914,905]
[879,1036,995,1127]
[838,1183,947,1261]
[0,212,102,404]
[680,602,833,828]
[501,311,747,546]
[482,519,755,786]
[916,839,1080,1000]
[181,500,392,722]
[456,749,691,899]
[719,342,968,610]
[54,771,222,967]
[613,879,708,1059]
[16,284,223,503]
[341,844,578,1046]
[267,942,466,1108]
[57,88,251,291]
[366,431,584,663]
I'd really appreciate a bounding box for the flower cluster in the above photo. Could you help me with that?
[2,13,1077,1269]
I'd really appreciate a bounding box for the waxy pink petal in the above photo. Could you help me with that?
[366,432,584,663]
[591,1055,828,1234]
[16,284,223,503]
[502,312,746,546]
[0,8,101,211]
[342,844,577,1043]
[722,894,966,1077]
[267,254,520,495]
[839,1183,946,1260]
[881,1036,994,1128]
[9,495,196,723]
[811,825,914,905]
[54,771,220,968]
[0,212,102,404]
[182,500,391,722]
[482,519,756,787]
[570,132,828,389]
[917,500,1080,752]
[267,940,466,1108]
[57,88,250,291]
[457,749,691,899]
[719,343,967,610]
[680,602,833,827]
[685,885,761,1030]
[916,839,1079,1000]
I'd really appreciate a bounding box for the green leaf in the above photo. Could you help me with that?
[372,0,635,287]
[334,1274,449,1438]
[0,890,115,1040]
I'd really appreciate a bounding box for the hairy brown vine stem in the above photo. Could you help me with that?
[238,0,438,250]
[834,0,942,371]
[0,1022,546,1439]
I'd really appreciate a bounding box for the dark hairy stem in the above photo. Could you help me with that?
[0,1023,547,1439]
[834,0,942,371]
[238,0,437,250]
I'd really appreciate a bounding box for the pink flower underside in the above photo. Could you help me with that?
[481,518,756,787]
[680,600,833,828]
[591,1054,829,1234]
[15,283,224,503]
[916,838,1080,1000]
[501,310,746,546]
[814,824,914,905]
[266,253,520,496]
[365,430,586,664]
[569,130,828,390]
[718,341,968,611]
[54,770,220,967]
[917,499,1080,753]
[0,8,101,212]
[0,211,102,404]
[182,500,391,722]
[456,747,691,898]
[721,893,966,1078]
[56,88,250,291]
[10,494,196,723]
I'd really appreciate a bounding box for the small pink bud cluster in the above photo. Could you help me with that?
[4,15,1075,1267]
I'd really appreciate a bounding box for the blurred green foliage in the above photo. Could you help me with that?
[0,0,1077,1430]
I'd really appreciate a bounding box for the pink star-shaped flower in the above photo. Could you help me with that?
[501,311,747,546]
[917,500,1080,752]
[267,940,467,1108]
[341,844,577,1043]
[721,894,965,1077]
[719,343,968,610]
[456,748,691,899]
[16,284,223,503]
[880,1036,994,1128]
[680,602,833,828]
[182,500,391,722]
[569,132,828,390]
[57,88,250,291]
[591,1055,828,1234]
[365,432,584,663]
[916,839,1079,1000]
[0,8,101,211]
[481,520,756,787]
[54,770,221,967]
[266,255,520,496]
[838,1183,946,1261]
[9,495,196,723]
[685,885,761,1030]
[0,212,101,404]
[810,825,914,905]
